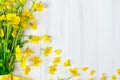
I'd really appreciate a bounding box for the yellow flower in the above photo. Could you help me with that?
[15,53,21,61]
[58,78,63,80]
[12,16,20,25]
[49,65,57,75]
[24,66,31,75]
[44,47,52,57]
[53,57,61,66]
[111,74,117,80]
[15,45,20,54]
[33,3,45,12]
[6,13,15,20]
[20,0,26,3]
[11,0,15,2]
[30,36,42,44]
[21,56,27,62]
[50,78,53,80]
[81,66,88,71]
[64,59,70,67]
[69,67,80,76]
[54,49,62,55]
[30,14,35,20]
[23,48,34,57]
[0,28,4,38]
[21,61,27,69]
[15,45,21,61]
[6,13,20,25]
[12,31,17,38]
[43,34,51,43]
[117,68,120,75]
[22,8,31,17]
[0,15,6,21]
[21,22,29,29]
[12,25,19,28]
[20,56,27,69]
[29,21,37,30]
[88,77,93,80]
[20,13,29,26]
[90,70,96,76]
[101,73,107,80]
[5,2,10,9]
[31,56,43,67]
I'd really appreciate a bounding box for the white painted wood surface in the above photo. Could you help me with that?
[15,0,120,80]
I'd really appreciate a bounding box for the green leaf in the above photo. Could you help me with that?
[28,35,32,39]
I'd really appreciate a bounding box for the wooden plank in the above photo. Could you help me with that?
[97,0,115,79]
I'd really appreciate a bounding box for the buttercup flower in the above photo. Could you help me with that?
[0,28,4,37]
[43,34,51,43]
[111,74,117,80]
[24,66,31,75]
[15,45,21,54]
[69,67,80,76]
[0,15,6,21]
[33,3,45,12]
[11,0,15,2]
[6,13,15,20]
[12,31,17,38]
[5,2,10,9]
[21,61,27,69]
[31,56,43,67]
[101,73,107,80]
[20,56,27,69]
[117,68,120,75]
[54,49,62,55]
[6,13,20,25]
[49,65,57,75]
[50,78,53,80]
[21,22,29,29]
[88,77,93,80]
[64,59,71,67]
[12,25,19,28]
[15,53,21,61]
[21,8,32,21]
[58,78,63,80]
[23,48,34,57]
[44,47,52,57]
[90,70,96,76]
[53,56,61,66]
[30,35,42,44]
[20,0,26,3]
[81,66,88,71]
[29,21,37,30]
[15,45,21,61]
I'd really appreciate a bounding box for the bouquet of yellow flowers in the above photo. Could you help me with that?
[0,0,46,79]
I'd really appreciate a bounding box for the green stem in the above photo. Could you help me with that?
[11,27,23,52]
[65,76,73,80]
[10,27,24,67]
[30,0,36,12]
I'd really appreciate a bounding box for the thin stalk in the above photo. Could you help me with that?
[29,0,36,12]
[65,76,73,80]
[11,27,22,52]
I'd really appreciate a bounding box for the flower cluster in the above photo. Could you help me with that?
[0,0,45,75]
[49,58,120,80]
[49,60,96,80]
